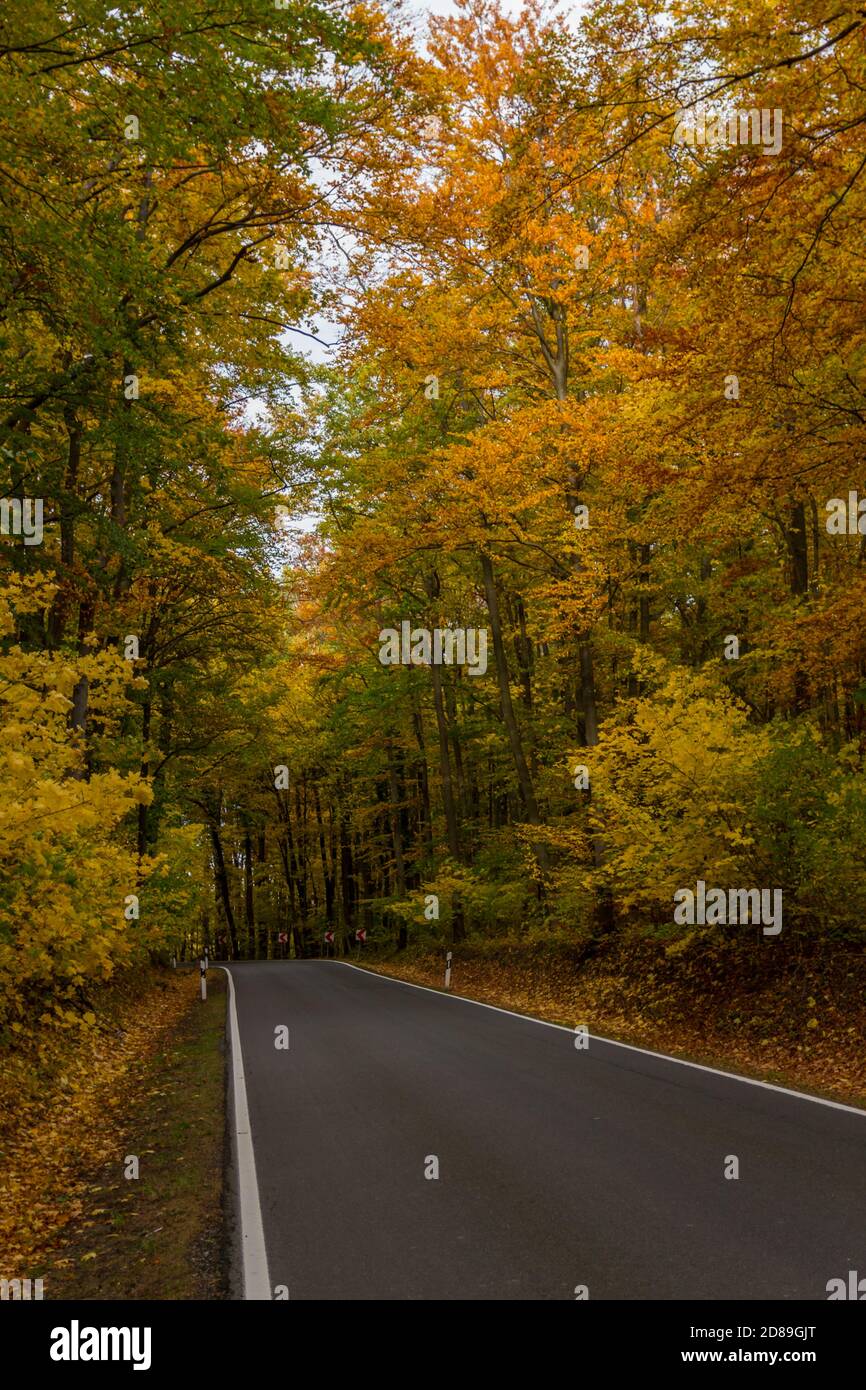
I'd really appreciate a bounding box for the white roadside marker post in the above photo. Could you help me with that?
[445,950,452,990]
[200,957,207,1001]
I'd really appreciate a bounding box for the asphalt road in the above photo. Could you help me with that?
[223,960,866,1301]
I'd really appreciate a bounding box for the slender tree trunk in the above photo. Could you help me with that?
[530,293,601,749]
[411,701,434,858]
[386,744,407,898]
[786,500,809,598]
[48,406,81,646]
[430,663,461,860]
[313,784,335,924]
[244,829,255,958]
[482,550,534,809]
[294,782,311,939]
[786,499,810,712]
[209,816,239,959]
[70,595,94,776]
[137,696,151,861]
[339,801,356,950]
[639,543,651,644]
[480,551,547,871]
[442,670,467,823]
[257,832,269,960]
[387,745,409,949]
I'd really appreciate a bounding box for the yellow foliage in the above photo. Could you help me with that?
[0,579,156,1028]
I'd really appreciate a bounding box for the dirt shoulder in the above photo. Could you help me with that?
[0,966,227,1300]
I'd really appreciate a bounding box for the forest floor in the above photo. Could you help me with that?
[0,966,227,1300]
[364,933,866,1110]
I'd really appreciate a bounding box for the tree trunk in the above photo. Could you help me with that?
[785,499,810,712]
[480,550,548,874]
[411,701,434,859]
[386,744,407,899]
[339,801,356,949]
[244,829,255,958]
[313,784,335,924]
[209,816,239,959]
[430,663,461,860]
[48,406,81,646]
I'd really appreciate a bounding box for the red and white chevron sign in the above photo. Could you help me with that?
[324,930,335,944]
[355,929,367,943]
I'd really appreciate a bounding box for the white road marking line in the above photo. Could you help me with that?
[330,959,866,1118]
[220,966,272,1299]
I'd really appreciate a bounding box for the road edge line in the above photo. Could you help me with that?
[220,966,272,1300]
[329,959,866,1118]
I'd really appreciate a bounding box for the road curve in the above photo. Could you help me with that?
[223,960,866,1301]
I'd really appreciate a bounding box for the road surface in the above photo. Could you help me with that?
[223,960,866,1301]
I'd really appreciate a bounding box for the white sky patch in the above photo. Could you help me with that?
[415,0,541,17]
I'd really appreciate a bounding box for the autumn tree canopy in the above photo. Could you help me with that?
[1,0,865,1027]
